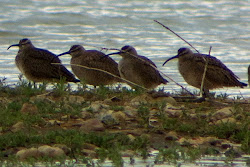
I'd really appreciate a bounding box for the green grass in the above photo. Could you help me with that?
[0,77,249,166]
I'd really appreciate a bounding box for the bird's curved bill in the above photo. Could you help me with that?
[57,51,70,57]
[7,44,19,50]
[101,51,121,59]
[162,55,179,66]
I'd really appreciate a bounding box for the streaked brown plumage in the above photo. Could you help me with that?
[57,45,121,86]
[163,48,247,96]
[7,38,80,83]
[107,45,168,89]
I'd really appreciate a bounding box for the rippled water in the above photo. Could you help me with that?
[0,0,250,97]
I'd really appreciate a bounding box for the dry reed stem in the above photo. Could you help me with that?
[200,46,212,97]
[52,63,148,90]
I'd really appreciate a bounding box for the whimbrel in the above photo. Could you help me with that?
[7,38,80,83]
[57,45,121,86]
[163,48,247,97]
[106,45,168,89]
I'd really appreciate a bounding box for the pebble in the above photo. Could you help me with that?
[165,131,178,141]
[214,117,236,125]
[211,107,233,121]
[64,95,85,104]
[16,147,41,160]
[38,145,65,158]
[83,101,109,113]
[20,103,38,114]
[80,118,105,132]
[81,149,96,157]
[164,108,182,118]
[123,106,137,117]
[81,111,93,119]
[83,143,99,150]
[53,144,71,155]
[61,115,68,121]
[130,94,177,107]
[11,121,24,132]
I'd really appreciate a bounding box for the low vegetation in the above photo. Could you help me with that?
[0,77,249,166]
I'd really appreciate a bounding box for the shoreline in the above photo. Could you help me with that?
[0,78,249,166]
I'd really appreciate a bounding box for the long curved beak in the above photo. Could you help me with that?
[101,51,121,59]
[106,51,121,56]
[57,51,70,57]
[7,44,19,50]
[162,55,179,66]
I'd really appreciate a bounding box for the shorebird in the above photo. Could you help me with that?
[57,45,121,86]
[7,38,80,83]
[163,48,247,97]
[106,45,168,89]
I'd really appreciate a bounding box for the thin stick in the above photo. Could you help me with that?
[200,46,212,97]
[100,48,120,52]
[208,46,212,55]
[51,63,148,90]
[154,20,200,53]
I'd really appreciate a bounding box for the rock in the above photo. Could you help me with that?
[53,144,71,155]
[130,94,176,107]
[30,94,56,104]
[214,118,236,125]
[165,131,178,141]
[112,111,127,123]
[104,96,121,103]
[65,95,85,104]
[81,111,92,119]
[98,110,116,125]
[127,134,136,141]
[98,110,127,126]
[189,114,198,120]
[16,148,40,160]
[61,115,68,121]
[38,145,65,158]
[81,149,96,157]
[163,104,183,118]
[151,96,177,105]
[123,106,137,117]
[178,138,202,147]
[164,107,182,118]
[83,101,109,113]
[83,143,99,150]
[211,107,233,121]
[46,120,57,127]
[130,95,148,107]
[80,118,105,132]
[20,103,38,114]
[11,122,24,132]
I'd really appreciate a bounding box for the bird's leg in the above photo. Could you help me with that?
[193,88,209,102]
[33,81,37,89]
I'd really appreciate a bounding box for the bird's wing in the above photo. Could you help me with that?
[193,54,242,86]
[78,50,120,77]
[24,48,77,81]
